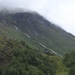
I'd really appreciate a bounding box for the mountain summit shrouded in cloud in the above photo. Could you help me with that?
[0,8,32,14]
[0,0,75,35]
[0,1,75,75]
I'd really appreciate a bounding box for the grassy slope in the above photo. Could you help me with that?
[49,56,69,75]
[0,22,47,51]
[0,12,75,56]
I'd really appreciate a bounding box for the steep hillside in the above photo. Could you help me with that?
[0,11,75,56]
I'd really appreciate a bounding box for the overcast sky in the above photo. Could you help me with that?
[0,0,75,35]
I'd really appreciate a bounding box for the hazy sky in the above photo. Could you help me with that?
[0,0,75,35]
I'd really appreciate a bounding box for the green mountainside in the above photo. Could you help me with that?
[0,10,75,75]
[0,12,75,56]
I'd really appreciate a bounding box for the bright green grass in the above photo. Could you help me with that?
[49,56,69,75]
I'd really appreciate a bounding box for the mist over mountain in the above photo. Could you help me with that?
[0,9,74,56]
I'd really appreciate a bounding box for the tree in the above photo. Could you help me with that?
[69,66,75,75]
[63,52,75,67]
[4,67,19,75]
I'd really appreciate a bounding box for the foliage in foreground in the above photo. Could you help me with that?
[63,52,75,75]
[0,36,57,75]
[0,36,74,75]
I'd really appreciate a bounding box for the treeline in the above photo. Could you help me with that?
[0,37,57,75]
[63,51,75,75]
[1,36,75,75]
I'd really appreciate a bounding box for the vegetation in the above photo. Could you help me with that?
[63,52,75,75]
[0,36,58,75]
[0,12,75,56]
[0,36,74,75]
[0,12,75,75]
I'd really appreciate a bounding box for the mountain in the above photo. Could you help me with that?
[0,11,75,56]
